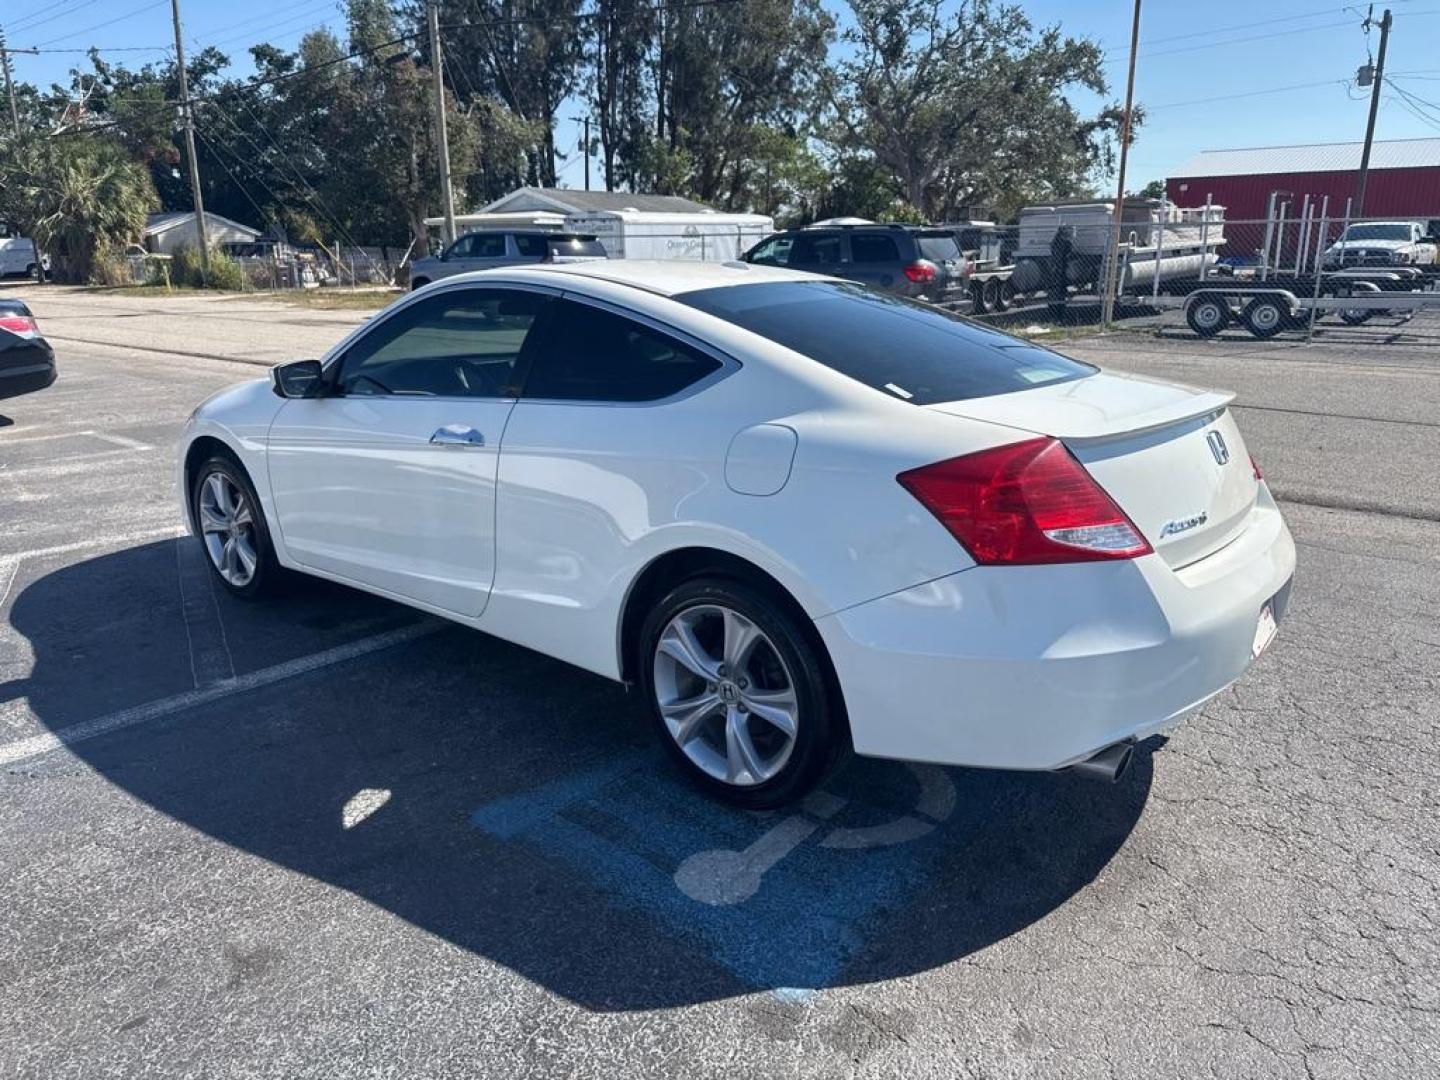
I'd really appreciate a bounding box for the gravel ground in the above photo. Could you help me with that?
[0,284,1436,1078]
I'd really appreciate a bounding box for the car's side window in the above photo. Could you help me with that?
[471,233,507,258]
[747,236,793,266]
[445,235,476,259]
[850,234,900,263]
[514,234,547,257]
[790,232,844,265]
[335,288,549,398]
[521,298,722,403]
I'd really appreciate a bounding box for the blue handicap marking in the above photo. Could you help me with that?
[470,749,957,990]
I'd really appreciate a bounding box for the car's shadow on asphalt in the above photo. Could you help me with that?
[9,540,1155,1011]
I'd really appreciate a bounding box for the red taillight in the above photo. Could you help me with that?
[0,314,37,335]
[898,437,1152,565]
[1250,453,1263,481]
[902,261,936,284]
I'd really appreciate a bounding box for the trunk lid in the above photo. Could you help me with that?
[927,370,1258,568]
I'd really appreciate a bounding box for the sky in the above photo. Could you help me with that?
[5,0,1440,196]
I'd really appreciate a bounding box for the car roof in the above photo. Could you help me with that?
[437,259,824,297]
[777,223,952,234]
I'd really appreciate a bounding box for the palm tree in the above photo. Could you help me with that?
[0,135,158,283]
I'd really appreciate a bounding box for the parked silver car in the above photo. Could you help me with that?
[408,230,607,289]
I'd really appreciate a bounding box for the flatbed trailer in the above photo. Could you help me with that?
[1148,275,1440,338]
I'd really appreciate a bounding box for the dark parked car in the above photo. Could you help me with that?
[0,299,55,401]
[741,224,970,302]
[408,230,608,289]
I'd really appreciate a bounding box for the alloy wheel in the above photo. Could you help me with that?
[198,471,259,588]
[652,603,799,786]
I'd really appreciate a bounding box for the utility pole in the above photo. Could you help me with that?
[0,29,38,140]
[427,0,457,246]
[1355,7,1392,218]
[169,0,209,278]
[571,115,592,190]
[1100,0,1142,330]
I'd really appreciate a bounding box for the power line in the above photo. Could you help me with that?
[1147,78,1349,111]
[34,0,169,48]
[207,7,341,51]
[1104,18,1354,64]
[190,0,337,44]
[182,0,741,108]
[201,95,376,264]
[1102,7,1358,54]
[9,0,106,36]
[23,46,171,54]
[193,123,280,230]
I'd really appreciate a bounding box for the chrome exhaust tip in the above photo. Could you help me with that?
[1067,740,1135,784]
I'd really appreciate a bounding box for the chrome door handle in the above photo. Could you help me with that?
[430,424,485,448]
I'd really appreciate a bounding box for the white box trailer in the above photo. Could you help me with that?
[561,210,774,262]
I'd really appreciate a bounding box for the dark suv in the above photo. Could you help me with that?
[741,224,969,302]
[408,230,607,289]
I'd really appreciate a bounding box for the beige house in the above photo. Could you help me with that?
[143,211,262,255]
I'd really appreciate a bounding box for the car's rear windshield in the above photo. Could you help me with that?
[548,234,607,257]
[916,233,960,262]
[674,280,1094,405]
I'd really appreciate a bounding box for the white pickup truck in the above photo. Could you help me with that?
[1322,221,1439,269]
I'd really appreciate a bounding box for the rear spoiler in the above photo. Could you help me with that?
[927,371,1234,446]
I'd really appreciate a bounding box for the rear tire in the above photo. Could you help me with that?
[1242,296,1288,339]
[638,577,844,808]
[190,454,282,600]
[995,278,1014,311]
[981,277,1000,313]
[410,276,431,290]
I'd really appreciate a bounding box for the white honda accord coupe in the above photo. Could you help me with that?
[178,260,1294,806]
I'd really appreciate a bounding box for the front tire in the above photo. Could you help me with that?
[191,454,281,599]
[1186,294,1230,337]
[638,578,843,808]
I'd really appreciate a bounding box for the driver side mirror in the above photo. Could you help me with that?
[270,358,325,399]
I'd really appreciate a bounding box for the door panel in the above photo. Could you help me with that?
[267,397,513,616]
[265,286,548,617]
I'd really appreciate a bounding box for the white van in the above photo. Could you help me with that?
[0,232,43,279]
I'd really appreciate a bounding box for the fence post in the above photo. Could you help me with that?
[1294,195,1311,275]
[1151,198,1164,304]
[1198,193,1213,283]
[1307,196,1330,341]
[1260,191,1278,280]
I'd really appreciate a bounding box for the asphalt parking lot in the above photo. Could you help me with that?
[1,289,1438,1078]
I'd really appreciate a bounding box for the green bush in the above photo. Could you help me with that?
[88,249,133,287]
[171,245,246,291]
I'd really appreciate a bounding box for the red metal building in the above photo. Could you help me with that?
[1166,138,1440,224]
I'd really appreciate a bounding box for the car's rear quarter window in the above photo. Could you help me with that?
[917,234,960,262]
[675,280,1093,405]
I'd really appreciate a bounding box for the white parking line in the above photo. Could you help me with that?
[0,621,443,768]
[95,432,153,451]
[0,526,186,568]
[174,536,237,687]
[0,427,152,450]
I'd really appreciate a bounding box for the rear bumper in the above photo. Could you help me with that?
[0,340,56,400]
[815,487,1296,771]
